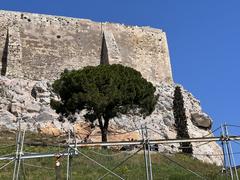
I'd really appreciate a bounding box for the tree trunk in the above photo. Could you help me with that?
[101,127,108,142]
[98,116,109,149]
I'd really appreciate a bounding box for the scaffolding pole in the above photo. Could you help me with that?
[222,124,234,180]
[145,126,153,180]
[225,123,239,180]
[66,130,72,180]
[12,118,22,180]
[142,126,149,180]
[220,127,228,179]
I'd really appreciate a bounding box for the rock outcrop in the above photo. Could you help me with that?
[191,112,212,128]
[0,76,222,165]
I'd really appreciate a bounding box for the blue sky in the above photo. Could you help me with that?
[1,0,240,164]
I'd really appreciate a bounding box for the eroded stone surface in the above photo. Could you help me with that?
[0,10,172,84]
[191,112,212,128]
[0,76,222,165]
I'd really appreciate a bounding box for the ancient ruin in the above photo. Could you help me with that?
[0,10,172,83]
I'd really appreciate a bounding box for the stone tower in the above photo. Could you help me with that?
[0,10,173,83]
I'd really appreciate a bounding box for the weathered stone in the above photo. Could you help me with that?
[37,122,61,136]
[31,81,51,104]
[21,113,35,123]
[0,110,17,129]
[0,10,172,84]
[191,112,212,129]
[25,102,41,113]
[9,102,23,116]
[36,111,57,122]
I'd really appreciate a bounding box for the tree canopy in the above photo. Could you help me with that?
[51,64,157,142]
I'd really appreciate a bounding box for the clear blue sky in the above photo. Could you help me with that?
[1,0,240,164]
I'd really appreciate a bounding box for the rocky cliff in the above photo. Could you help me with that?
[0,76,222,165]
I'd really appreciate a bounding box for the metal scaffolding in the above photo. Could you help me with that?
[0,121,239,180]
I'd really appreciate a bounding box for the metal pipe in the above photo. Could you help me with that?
[66,136,240,148]
[12,118,22,180]
[146,127,153,180]
[66,130,71,180]
[220,124,228,179]
[142,126,149,180]
[23,136,240,149]
[223,124,234,180]
[16,128,26,180]
[225,124,239,180]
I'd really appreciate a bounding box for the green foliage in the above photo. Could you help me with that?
[173,86,193,154]
[51,64,157,141]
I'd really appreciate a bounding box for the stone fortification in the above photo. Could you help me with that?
[0,10,173,83]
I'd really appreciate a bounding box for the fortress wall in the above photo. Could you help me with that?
[104,24,173,83]
[19,22,101,80]
[0,10,173,83]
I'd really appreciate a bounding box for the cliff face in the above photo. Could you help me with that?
[0,10,172,83]
[0,76,222,165]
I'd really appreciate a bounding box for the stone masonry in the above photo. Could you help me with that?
[0,10,173,83]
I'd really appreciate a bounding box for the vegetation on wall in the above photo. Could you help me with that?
[173,86,193,154]
[50,64,157,142]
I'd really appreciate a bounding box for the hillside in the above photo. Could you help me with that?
[0,76,223,165]
[0,131,238,180]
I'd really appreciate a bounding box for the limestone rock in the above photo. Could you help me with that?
[31,81,51,104]
[25,102,41,113]
[9,102,23,116]
[0,76,223,165]
[36,110,58,122]
[191,112,212,129]
[0,110,17,129]
[37,122,61,136]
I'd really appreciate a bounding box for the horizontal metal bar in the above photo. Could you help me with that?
[69,136,240,147]
[0,152,77,161]
[1,136,239,161]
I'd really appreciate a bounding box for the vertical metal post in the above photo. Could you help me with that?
[13,118,21,180]
[225,124,239,180]
[220,124,228,179]
[67,130,72,180]
[21,161,26,180]
[223,124,234,180]
[142,126,149,180]
[145,126,153,180]
[15,128,26,180]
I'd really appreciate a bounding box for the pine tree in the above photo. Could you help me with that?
[51,64,157,142]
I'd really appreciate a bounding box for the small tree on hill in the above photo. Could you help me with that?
[173,86,193,154]
[51,64,157,142]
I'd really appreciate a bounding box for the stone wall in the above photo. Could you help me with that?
[0,10,173,83]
